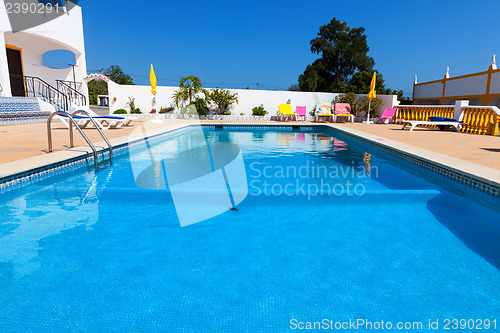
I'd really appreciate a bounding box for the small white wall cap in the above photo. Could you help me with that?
[84,73,111,83]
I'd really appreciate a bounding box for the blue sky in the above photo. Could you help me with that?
[82,0,499,97]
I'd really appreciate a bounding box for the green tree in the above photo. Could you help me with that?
[87,79,108,105]
[104,65,135,85]
[172,75,212,117]
[179,75,203,104]
[298,18,374,92]
[346,70,403,100]
[172,75,208,108]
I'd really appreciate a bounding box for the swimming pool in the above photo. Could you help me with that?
[0,125,499,332]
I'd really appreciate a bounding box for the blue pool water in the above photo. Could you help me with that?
[0,126,499,332]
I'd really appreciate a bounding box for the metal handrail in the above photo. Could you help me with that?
[56,79,83,92]
[47,111,99,168]
[71,110,113,164]
[12,74,69,111]
[57,80,86,107]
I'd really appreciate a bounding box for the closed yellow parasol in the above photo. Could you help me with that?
[367,72,376,99]
[150,64,157,95]
[364,72,377,123]
[150,64,162,123]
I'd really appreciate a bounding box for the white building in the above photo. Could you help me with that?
[0,0,88,111]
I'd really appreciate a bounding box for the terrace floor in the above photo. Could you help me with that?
[0,119,499,178]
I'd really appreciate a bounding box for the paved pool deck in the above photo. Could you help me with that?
[0,119,499,184]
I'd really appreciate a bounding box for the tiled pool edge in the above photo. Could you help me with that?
[0,122,195,192]
[1,122,499,199]
[325,124,500,198]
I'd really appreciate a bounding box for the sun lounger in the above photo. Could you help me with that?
[397,115,465,132]
[55,112,126,130]
[314,103,333,122]
[295,106,307,121]
[333,103,354,122]
[278,104,297,121]
[86,109,136,127]
[374,107,397,124]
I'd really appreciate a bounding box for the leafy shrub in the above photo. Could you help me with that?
[190,97,209,116]
[208,88,238,115]
[172,75,209,109]
[113,109,128,114]
[125,97,142,114]
[89,91,98,105]
[127,97,137,112]
[180,104,198,118]
[334,91,356,104]
[354,97,382,116]
[88,80,108,105]
[333,92,356,112]
[159,106,173,114]
[252,105,268,116]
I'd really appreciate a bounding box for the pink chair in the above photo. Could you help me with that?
[374,107,397,124]
[295,106,307,121]
[334,103,354,123]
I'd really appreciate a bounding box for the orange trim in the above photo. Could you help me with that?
[413,93,500,106]
[485,66,494,95]
[5,44,26,96]
[415,67,500,87]
[412,65,500,105]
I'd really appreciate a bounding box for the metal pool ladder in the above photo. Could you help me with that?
[47,110,113,170]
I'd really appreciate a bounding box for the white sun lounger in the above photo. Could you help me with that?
[55,112,126,130]
[397,114,465,132]
[84,109,136,127]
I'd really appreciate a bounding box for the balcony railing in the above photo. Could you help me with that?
[395,105,500,136]
[56,80,86,107]
[13,75,69,111]
[461,106,500,136]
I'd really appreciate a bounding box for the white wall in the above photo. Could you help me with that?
[0,4,87,98]
[0,33,10,97]
[109,83,398,117]
[4,32,74,84]
[108,82,178,113]
[0,7,12,96]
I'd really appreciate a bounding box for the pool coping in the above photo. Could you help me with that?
[0,122,499,197]
[0,122,195,190]
[324,124,500,186]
